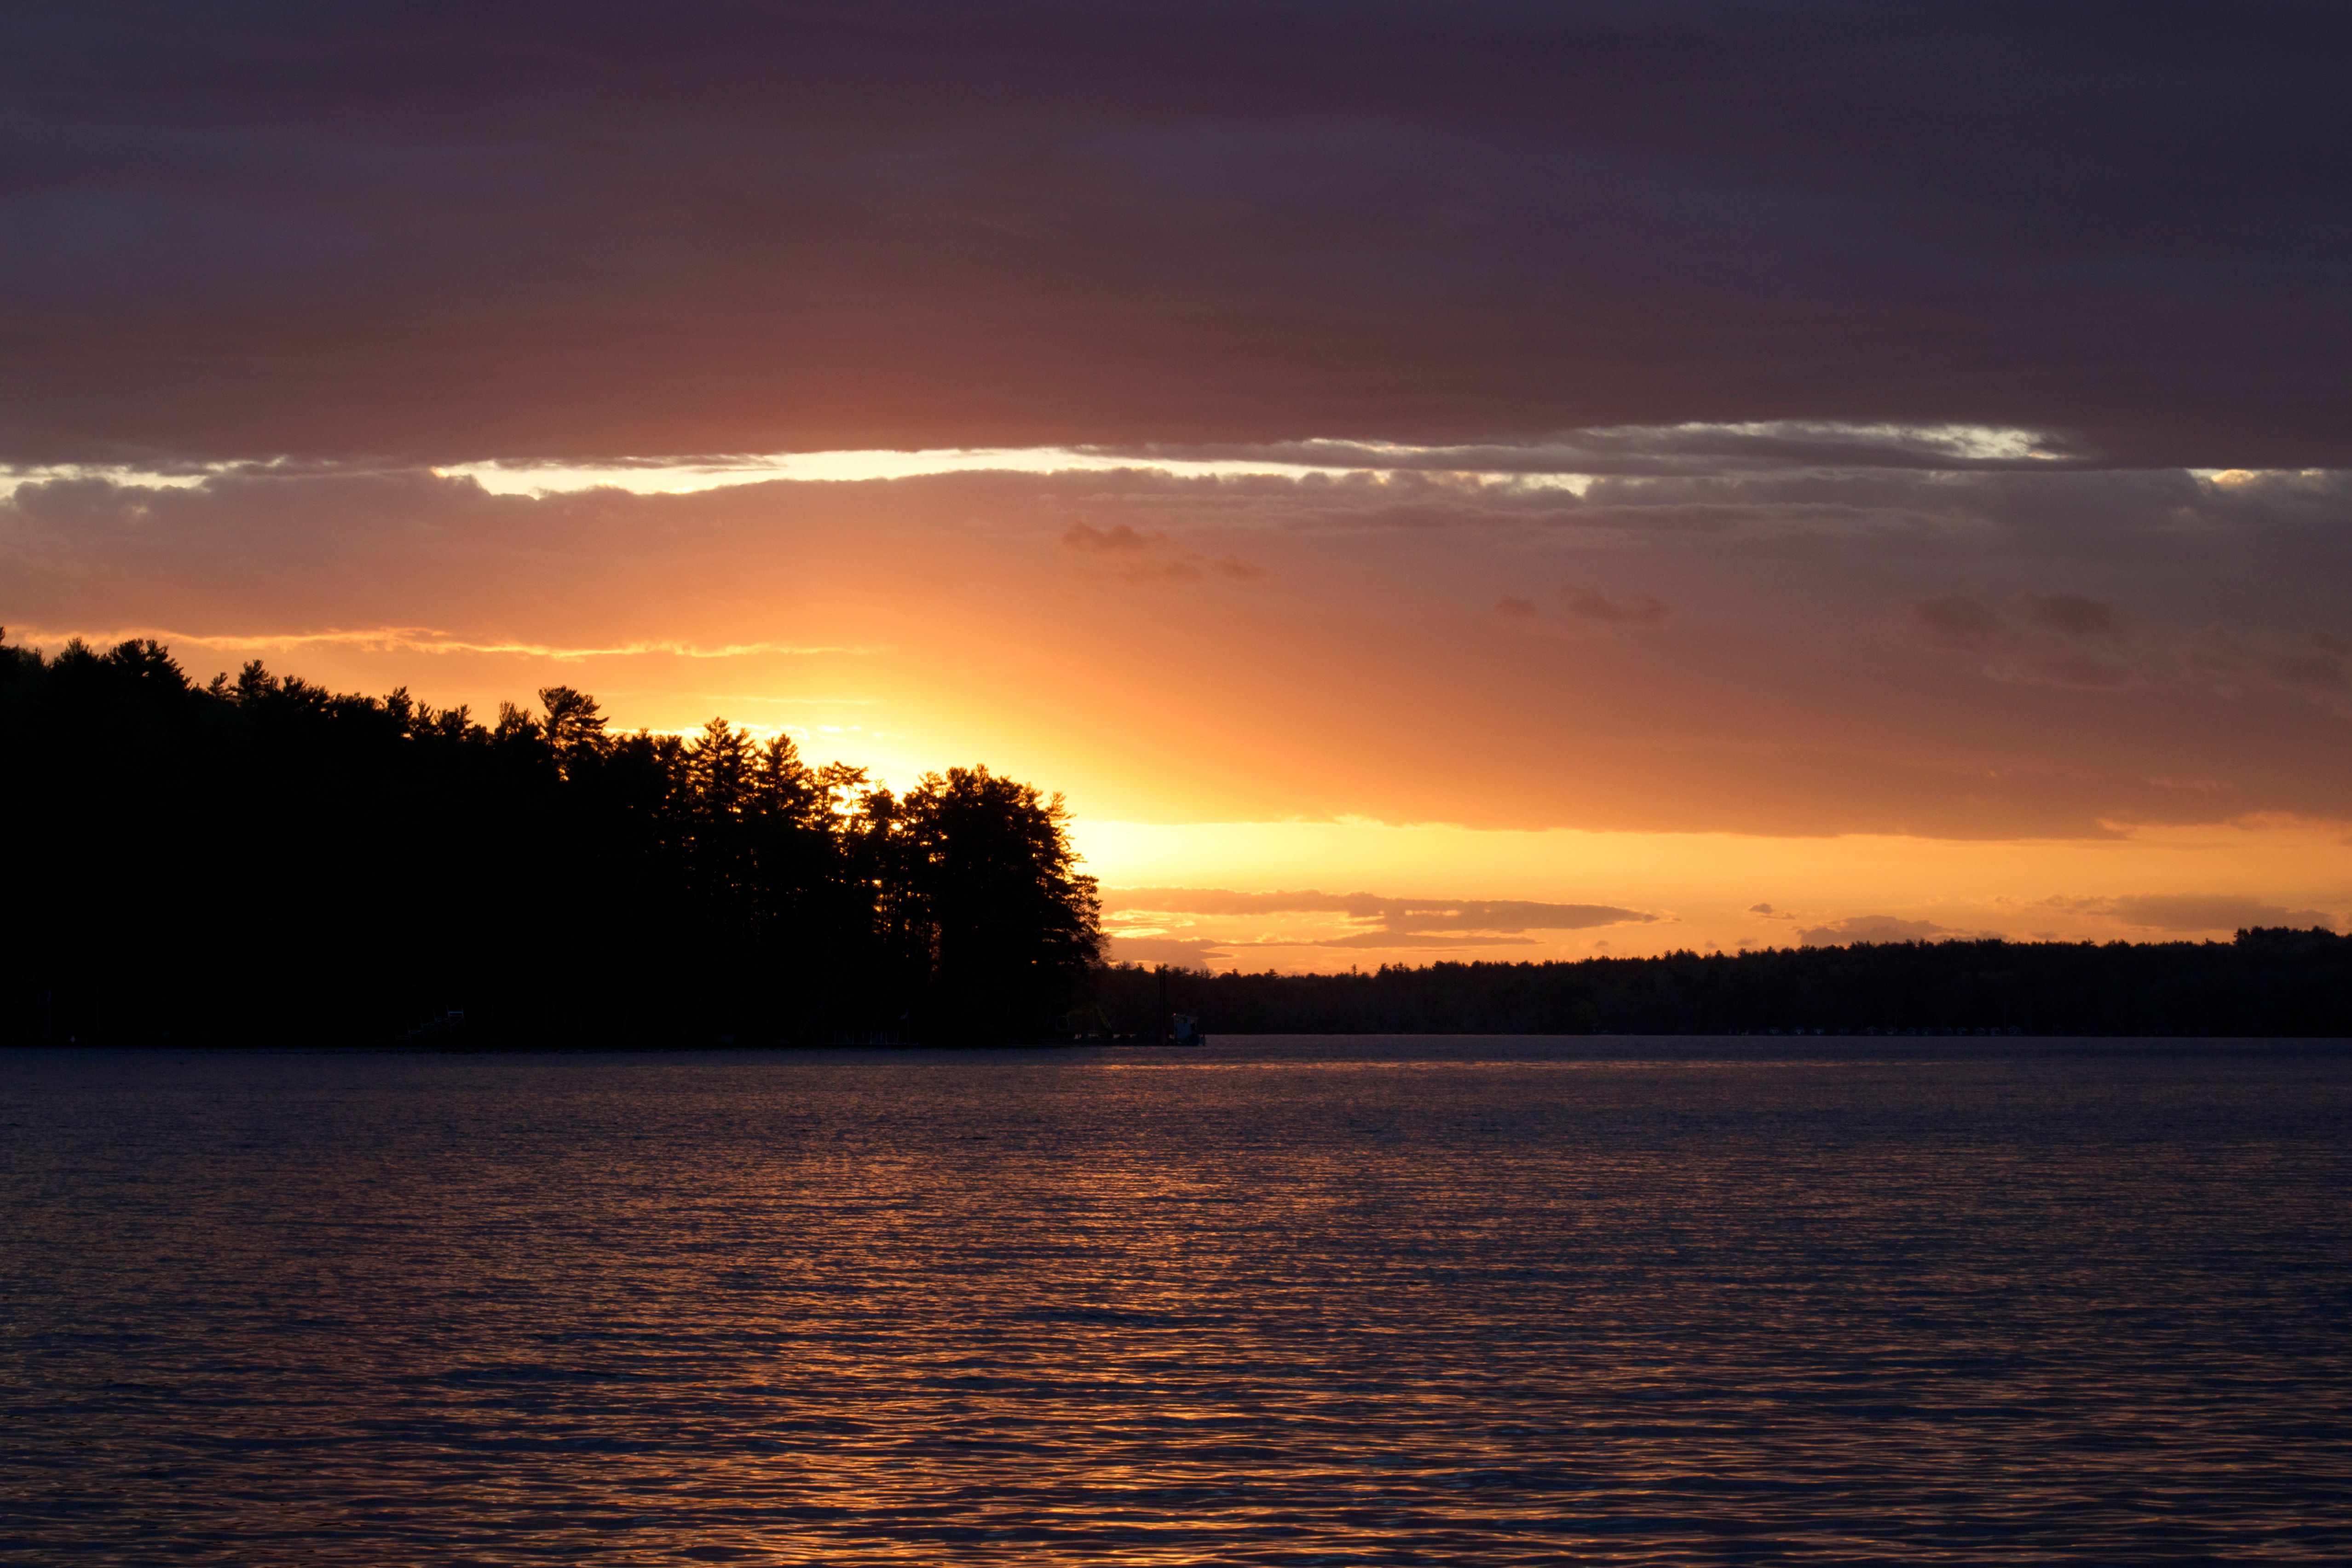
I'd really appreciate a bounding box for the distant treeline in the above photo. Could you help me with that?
[1,634,1101,1045]
[1086,930,2352,1038]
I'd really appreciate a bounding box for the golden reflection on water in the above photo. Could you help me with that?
[3,1039,2349,1563]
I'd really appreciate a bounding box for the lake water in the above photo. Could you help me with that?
[3,1038,2348,1563]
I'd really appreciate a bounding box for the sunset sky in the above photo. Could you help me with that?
[7,3,2350,966]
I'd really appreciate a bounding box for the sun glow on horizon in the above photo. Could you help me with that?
[1071,815,2352,970]
[11,432,2350,977]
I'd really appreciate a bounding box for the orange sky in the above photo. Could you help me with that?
[7,445,2348,967]
[6,8,2350,971]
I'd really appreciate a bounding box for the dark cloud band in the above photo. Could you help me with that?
[3,3,2347,464]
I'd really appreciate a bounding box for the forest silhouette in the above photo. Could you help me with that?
[1088,932,2352,1039]
[6,634,2347,1047]
[1,634,1101,1045]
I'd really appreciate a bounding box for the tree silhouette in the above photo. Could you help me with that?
[0,632,1105,1046]
[899,767,1104,1040]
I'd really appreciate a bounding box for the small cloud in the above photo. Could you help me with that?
[1308,930,1541,951]
[1910,595,2001,651]
[1497,585,1671,635]
[1063,519,1152,554]
[1910,594,2139,689]
[2269,642,2352,692]
[1102,934,1236,967]
[1101,888,1654,952]
[2022,592,2122,640]
[1061,520,1264,585]
[2016,649,2137,690]
[2098,893,2335,933]
[2188,627,2352,711]
[1748,902,1776,916]
[1797,914,1959,946]
[1560,586,1671,625]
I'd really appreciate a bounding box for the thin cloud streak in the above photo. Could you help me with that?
[1107,887,1654,932]
[1101,887,1660,964]
[8,626,879,662]
[7,421,2089,501]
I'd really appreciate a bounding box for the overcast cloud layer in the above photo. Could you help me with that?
[4,2,2349,465]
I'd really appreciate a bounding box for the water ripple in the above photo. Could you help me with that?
[3,1038,2348,1562]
